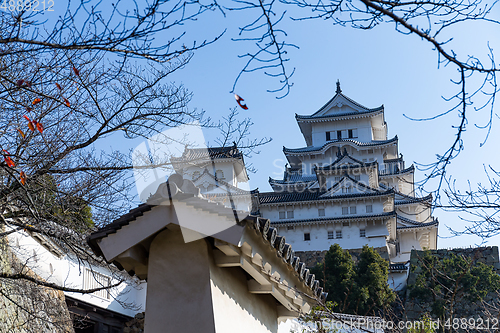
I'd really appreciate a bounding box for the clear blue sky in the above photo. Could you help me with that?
[58,0,497,249]
[153,5,500,249]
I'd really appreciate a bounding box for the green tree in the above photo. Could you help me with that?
[355,245,396,315]
[408,251,500,332]
[312,244,356,313]
[312,244,395,316]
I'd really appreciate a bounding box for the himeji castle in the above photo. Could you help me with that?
[173,81,438,289]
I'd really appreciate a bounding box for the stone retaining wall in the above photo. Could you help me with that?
[404,247,500,321]
[0,226,74,333]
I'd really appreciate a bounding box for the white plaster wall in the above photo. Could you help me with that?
[209,263,278,333]
[310,118,373,146]
[274,223,387,252]
[261,200,385,222]
[388,271,408,291]
[7,228,146,318]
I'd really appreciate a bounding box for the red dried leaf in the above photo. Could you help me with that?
[3,150,15,168]
[26,107,32,112]
[16,79,24,87]
[25,81,32,88]
[35,122,43,133]
[234,93,249,110]
[32,98,42,106]
[24,116,35,131]
[64,98,70,107]
[73,67,80,76]
[56,83,62,90]
[20,171,26,185]
[17,128,25,138]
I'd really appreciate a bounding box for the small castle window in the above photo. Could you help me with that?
[336,230,342,239]
[326,132,331,141]
[360,229,366,237]
[350,206,357,214]
[304,233,311,241]
[279,211,286,219]
[287,226,293,230]
[342,207,349,215]
[318,208,325,217]
[287,210,294,219]
[215,170,224,180]
[366,205,373,213]
[337,131,342,140]
[328,231,334,239]
[192,171,200,180]
[354,175,360,181]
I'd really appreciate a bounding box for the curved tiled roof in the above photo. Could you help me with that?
[283,136,398,154]
[379,164,415,177]
[171,145,243,163]
[395,193,432,205]
[299,91,384,121]
[296,107,384,122]
[268,174,318,185]
[271,211,397,226]
[88,175,328,304]
[397,215,438,229]
[258,186,393,205]
[389,263,408,271]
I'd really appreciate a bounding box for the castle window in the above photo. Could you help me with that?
[342,186,352,193]
[192,171,200,180]
[342,207,349,215]
[343,222,349,227]
[337,131,342,140]
[326,132,331,141]
[304,233,311,241]
[279,211,286,219]
[215,169,224,180]
[336,230,342,239]
[287,210,294,219]
[328,231,334,239]
[360,229,366,237]
[366,205,373,213]
[354,175,360,181]
[287,226,293,230]
[334,176,341,182]
[318,208,325,217]
[348,129,358,139]
[350,206,357,214]
[84,268,111,300]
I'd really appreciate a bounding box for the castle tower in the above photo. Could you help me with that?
[256,82,438,269]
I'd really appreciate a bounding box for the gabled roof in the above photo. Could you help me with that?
[295,83,384,122]
[193,169,250,196]
[319,174,389,198]
[283,136,398,155]
[315,149,378,172]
